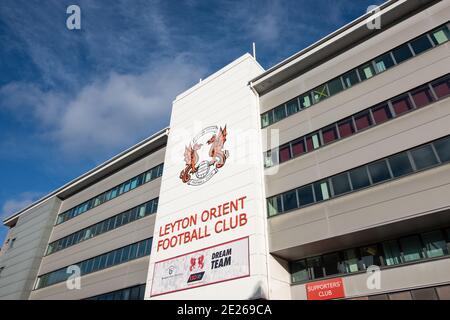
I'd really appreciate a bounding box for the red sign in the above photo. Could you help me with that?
[306,278,345,300]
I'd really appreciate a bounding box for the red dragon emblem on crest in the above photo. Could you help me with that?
[180,125,229,185]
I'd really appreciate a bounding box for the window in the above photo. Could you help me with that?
[9,238,16,249]
[411,86,435,108]
[358,63,375,80]
[400,235,423,262]
[342,69,360,88]
[391,95,413,115]
[354,110,372,131]
[291,138,306,157]
[273,105,286,122]
[411,288,438,300]
[337,119,355,138]
[410,34,433,55]
[349,166,371,190]
[431,75,450,98]
[307,257,324,279]
[434,136,450,162]
[264,150,278,168]
[382,240,402,266]
[299,93,312,109]
[392,44,413,63]
[388,152,413,178]
[279,144,291,163]
[312,84,329,103]
[327,77,344,95]
[372,104,392,124]
[374,53,395,73]
[422,230,448,258]
[286,99,299,116]
[342,249,359,273]
[359,245,382,269]
[267,195,282,216]
[410,145,438,170]
[306,134,320,151]
[431,27,450,45]
[368,160,391,184]
[331,172,351,196]
[322,125,338,144]
[297,185,315,207]
[322,253,341,276]
[314,181,330,201]
[291,260,308,283]
[282,190,298,212]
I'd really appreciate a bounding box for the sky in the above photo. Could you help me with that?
[0,0,384,245]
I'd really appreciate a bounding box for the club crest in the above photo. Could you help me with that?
[180,125,229,186]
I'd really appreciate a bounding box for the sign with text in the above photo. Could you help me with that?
[306,278,345,300]
[151,237,250,297]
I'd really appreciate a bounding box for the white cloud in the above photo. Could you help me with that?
[1,192,42,219]
[1,57,205,161]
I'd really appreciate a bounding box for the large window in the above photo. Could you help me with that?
[46,198,158,255]
[267,135,450,217]
[264,74,450,168]
[56,163,163,225]
[35,238,152,290]
[291,226,450,284]
[86,284,146,300]
[260,23,450,128]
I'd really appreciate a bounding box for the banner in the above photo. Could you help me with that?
[151,237,250,297]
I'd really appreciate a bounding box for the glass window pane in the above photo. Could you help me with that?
[368,160,391,184]
[264,150,278,168]
[291,260,309,282]
[374,53,395,73]
[267,195,282,217]
[410,145,438,170]
[382,240,402,266]
[358,63,375,81]
[282,190,298,212]
[307,256,324,280]
[121,246,130,263]
[273,105,286,122]
[432,75,450,98]
[372,104,392,124]
[342,70,360,88]
[431,27,450,45]
[322,125,338,144]
[286,99,299,116]
[411,85,435,108]
[338,119,355,138]
[422,230,448,258]
[342,249,359,273]
[297,185,315,207]
[434,136,450,163]
[312,84,329,103]
[392,44,413,63]
[355,111,373,131]
[331,172,351,196]
[411,288,438,300]
[392,95,413,116]
[410,34,433,55]
[299,93,312,109]
[314,181,330,201]
[359,245,382,269]
[400,235,423,262]
[306,134,320,151]
[291,138,306,157]
[322,253,341,276]
[279,144,291,163]
[388,152,413,178]
[327,77,344,95]
[349,166,371,190]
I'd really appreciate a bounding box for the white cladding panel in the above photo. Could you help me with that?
[146,54,269,299]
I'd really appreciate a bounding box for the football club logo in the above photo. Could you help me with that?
[180,125,229,186]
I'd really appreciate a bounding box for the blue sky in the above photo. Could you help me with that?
[0,0,384,244]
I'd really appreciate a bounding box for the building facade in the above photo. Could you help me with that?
[0,0,450,300]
